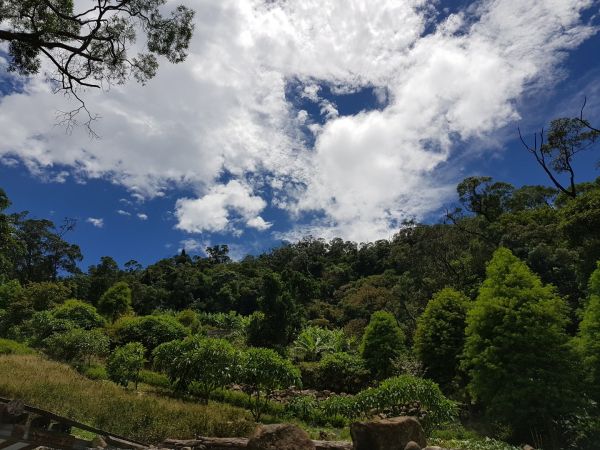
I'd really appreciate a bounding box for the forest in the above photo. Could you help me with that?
[1,117,600,450]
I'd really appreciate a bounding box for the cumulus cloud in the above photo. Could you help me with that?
[117,210,131,216]
[137,213,148,221]
[0,0,597,242]
[86,217,104,228]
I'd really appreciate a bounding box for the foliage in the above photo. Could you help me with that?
[0,354,254,443]
[291,325,347,362]
[153,336,238,402]
[462,247,582,444]
[112,314,188,354]
[575,261,600,401]
[314,352,370,394]
[98,281,132,322]
[44,328,109,366]
[360,310,405,379]
[414,288,469,388]
[237,347,301,420]
[51,299,105,330]
[107,342,146,388]
[0,338,35,355]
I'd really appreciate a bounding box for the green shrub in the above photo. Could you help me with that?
[84,364,108,380]
[317,352,369,393]
[107,342,146,388]
[52,299,106,330]
[354,375,457,433]
[44,328,110,366]
[112,314,188,354]
[98,281,132,322]
[0,338,35,355]
[291,326,347,362]
[138,370,170,388]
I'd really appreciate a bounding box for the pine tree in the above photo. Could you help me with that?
[463,247,580,444]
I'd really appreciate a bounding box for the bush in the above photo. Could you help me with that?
[107,342,146,388]
[316,352,370,393]
[44,328,110,366]
[360,311,405,379]
[0,338,35,355]
[52,299,106,330]
[84,364,108,380]
[354,375,457,434]
[291,326,347,362]
[112,314,188,354]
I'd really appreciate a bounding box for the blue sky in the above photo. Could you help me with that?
[1,0,599,270]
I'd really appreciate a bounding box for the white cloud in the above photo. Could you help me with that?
[137,213,148,221]
[117,209,131,216]
[175,180,267,233]
[0,0,597,242]
[86,217,104,228]
[179,238,205,253]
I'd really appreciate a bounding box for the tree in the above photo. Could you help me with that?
[456,176,514,222]
[462,248,581,446]
[238,347,300,421]
[107,342,146,389]
[246,272,301,350]
[360,311,405,379]
[98,281,131,321]
[0,0,195,132]
[153,336,237,403]
[519,117,599,198]
[575,261,600,402]
[414,288,469,389]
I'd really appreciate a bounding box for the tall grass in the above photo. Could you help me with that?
[0,354,255,444]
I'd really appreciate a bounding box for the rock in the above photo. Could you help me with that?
[523,446,536,450]
[350,417,427,450]
[405,441,421,450]
[91,436,108,448]
[422,447,446,450]
[247,424,316,450]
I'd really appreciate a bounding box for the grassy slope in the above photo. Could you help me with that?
[0,354,255,444]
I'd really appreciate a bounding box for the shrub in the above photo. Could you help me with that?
[112,314,188,354]
[52,299,106,330]
[26,310,75,345]
[354,375,457,434]
[316,352,370,393]
[107,342,146,388]
[291,326,347,362]
[44,328,110,366]
[98,281,132,322]
[0,338,35,355]
[84,364,108,380]
[414,288,469,388]
[360,311,405,379]
[176,309,202,333]
[238,347,301,420]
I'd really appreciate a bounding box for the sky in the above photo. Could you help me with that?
[1,0,600,269]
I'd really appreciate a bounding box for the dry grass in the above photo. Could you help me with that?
[0,354,255,444]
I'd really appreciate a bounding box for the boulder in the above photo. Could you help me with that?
[404,441,421,450]
[350,417,427,450]
[247,424,316,450]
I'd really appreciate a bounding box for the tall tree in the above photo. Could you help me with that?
[0,0,195,132]
[360,310,405,379]
[463,248,581,446]
[98,281,131,322]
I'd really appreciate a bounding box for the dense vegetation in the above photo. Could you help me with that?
[1,114,599,449]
